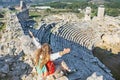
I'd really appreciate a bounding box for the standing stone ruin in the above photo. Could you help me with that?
[84,7,91,21]
[97,5,105,20]
[17,0,29,21]
[20,0,27,11]
[84,5,105,21]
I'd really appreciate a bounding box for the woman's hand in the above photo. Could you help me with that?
[63,48,70,54]
[60,48,70,56]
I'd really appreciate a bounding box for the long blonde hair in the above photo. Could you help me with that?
[35,43,51,69]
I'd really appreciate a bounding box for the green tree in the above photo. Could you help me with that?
[91,9,97,18]
[45,8,51,13]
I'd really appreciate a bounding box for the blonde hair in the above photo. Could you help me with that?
[35,43,51,69]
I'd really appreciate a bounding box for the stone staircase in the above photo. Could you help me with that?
[50,23,98,50]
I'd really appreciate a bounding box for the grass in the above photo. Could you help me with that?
[0,33,2,39]
[29,11,41,18]
[29,8,83,20]
[76,13,84,19]
[29,8,84,29]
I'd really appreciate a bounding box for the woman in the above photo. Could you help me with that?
[29,30,70,80]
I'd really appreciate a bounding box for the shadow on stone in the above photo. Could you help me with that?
[0,51,32,80]
[92,47,120,80]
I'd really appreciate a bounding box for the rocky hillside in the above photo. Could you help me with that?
[0,10,117,80]
[0,12,37,80]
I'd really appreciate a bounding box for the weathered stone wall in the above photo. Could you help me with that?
[0,11,37,80]
[17,9,29,21]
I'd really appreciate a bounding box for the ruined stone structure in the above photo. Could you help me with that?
[97,5,105,20]
[0,6,35,80]
[17,0,29,21]
[84,7,91,21]
[31,22,114,80]
[20,0,27,11]
[1,3,120,80]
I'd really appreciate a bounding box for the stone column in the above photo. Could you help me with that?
[97,5,105,20]
[20,0,23,10]
[84,7,91,21]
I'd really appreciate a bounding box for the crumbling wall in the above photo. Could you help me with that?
[17,9,29,21]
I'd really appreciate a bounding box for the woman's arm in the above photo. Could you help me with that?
[33,38,41,48]
[29,30,41,48]
[50,48,70,61]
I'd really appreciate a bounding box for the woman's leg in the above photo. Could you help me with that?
[54,59,70,72]
[61,61,70,72]
[37,74,43,80]
[51,59,64,79]
[52,59,70,79]
[56,76,68,80]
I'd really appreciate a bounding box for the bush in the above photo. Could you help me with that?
[0,13,4,18]
[0,22,6,31]
[105,8,120,17]
[104,1,120,17]
[45,8,51,13]
[76,13,84,19]
[91,9,97,18]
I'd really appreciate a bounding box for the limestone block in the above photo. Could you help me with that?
[87,72,103,80]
